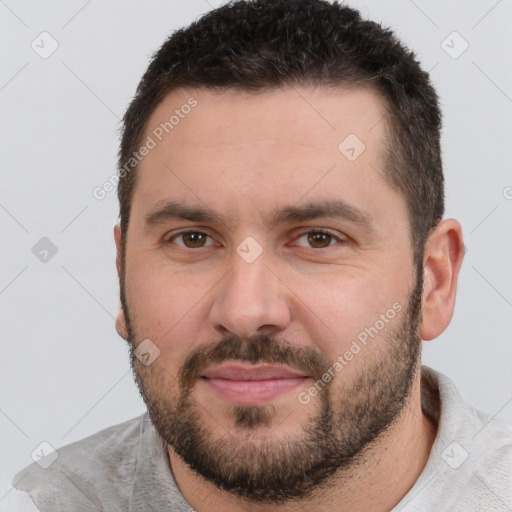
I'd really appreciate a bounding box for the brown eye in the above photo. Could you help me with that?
[307,232,333,248]
[295,230,345,249]
[169,231,213,248]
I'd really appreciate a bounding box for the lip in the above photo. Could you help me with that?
[200,364,309,405]
[201,363,307,380]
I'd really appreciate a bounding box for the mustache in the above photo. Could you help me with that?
[179,334,331,393]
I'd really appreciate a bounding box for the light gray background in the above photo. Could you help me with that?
[1,0,511,501]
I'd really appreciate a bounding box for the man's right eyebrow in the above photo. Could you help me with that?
[144,201,227,228]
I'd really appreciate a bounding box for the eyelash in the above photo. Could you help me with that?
[164,228,347,249]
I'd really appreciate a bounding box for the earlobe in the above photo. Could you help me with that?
[116,305,128,340]
[419,219,465,341]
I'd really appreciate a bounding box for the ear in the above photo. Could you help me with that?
[114,224,128,340]
[420,219,465,341]
[116,307,128,340]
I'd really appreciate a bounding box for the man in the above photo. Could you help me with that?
[9,0,512,510]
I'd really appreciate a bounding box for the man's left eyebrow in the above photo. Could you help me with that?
[265,199,375,232]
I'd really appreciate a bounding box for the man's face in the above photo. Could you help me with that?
[117,86,423,502]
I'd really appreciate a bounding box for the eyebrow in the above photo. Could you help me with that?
[144,199,374,232]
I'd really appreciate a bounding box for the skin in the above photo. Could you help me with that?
[114,85,464,511]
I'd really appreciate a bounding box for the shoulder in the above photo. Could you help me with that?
[460,400,512,484]
[11,413,151,511]
[448,402,512,509]
[429,365,512,472]
[417,366,512,508]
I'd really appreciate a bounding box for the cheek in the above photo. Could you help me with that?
[125,261,215,356]
[294,268,407,362]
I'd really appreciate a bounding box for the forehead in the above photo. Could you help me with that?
[130,85,403,230]
[144,84,388,150]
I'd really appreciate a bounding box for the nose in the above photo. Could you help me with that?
[209,249,291,339]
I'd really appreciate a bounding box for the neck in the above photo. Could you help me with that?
[166,370,438,512]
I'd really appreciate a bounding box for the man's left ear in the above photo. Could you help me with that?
[420,219,465,341]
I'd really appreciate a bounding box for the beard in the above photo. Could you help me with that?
[121,266,423,504]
